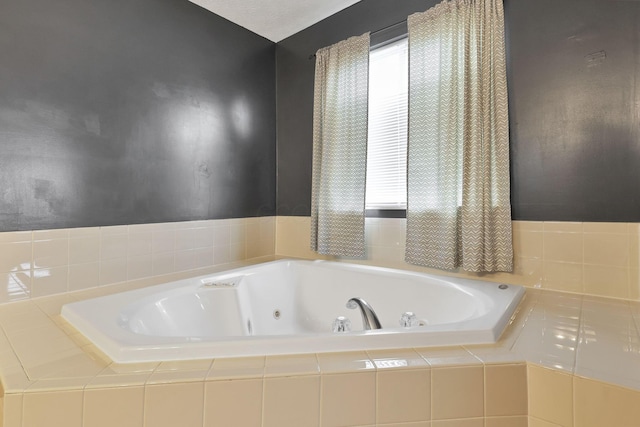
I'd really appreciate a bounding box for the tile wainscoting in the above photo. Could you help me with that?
[0,217,639,426]
[1,216,636,303]
[276,217,640,301]
[0,217,276,304]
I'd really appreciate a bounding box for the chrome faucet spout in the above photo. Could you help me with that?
[346,297,382,330]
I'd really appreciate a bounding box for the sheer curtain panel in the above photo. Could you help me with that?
[406,0,513,272]
[310,33,370,257]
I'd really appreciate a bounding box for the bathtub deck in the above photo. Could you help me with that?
[1,264,640,425]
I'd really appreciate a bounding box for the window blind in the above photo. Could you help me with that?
[365,38,408,210]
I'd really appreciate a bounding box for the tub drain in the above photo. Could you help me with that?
[273,309,281,319]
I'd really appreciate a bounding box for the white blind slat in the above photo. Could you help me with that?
[366,38,408,210]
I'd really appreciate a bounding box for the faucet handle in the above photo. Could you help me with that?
[332,316,352,333]
[399,312,418,327]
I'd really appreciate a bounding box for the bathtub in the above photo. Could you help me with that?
[61,260,524,363]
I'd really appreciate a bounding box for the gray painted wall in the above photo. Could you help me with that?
[276,0,640,222]
[0,0,276,231]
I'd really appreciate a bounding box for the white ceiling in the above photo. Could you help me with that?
[188,0,362,43]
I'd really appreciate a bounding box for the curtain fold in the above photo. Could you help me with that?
[310,33,370,257]
[406,0,513,272]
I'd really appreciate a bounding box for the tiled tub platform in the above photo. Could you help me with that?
[1,270,640,426]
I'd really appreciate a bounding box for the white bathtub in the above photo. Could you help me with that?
[61,260,524,363]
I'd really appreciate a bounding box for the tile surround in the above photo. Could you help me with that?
[0,217,639,426]
[276,216,640,301]
[0,217,276,304]
[1,216,636,303]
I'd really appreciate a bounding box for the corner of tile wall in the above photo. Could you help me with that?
[274,217,640,301]
[0,217,276,304]
[527,362,640,427]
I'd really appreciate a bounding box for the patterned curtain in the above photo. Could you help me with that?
[405,0,513,272]
[310,33,370,257]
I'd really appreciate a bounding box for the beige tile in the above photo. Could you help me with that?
[147,369,210,385]
[99,257,127,286]
[144,382,204,427]
[528,364,573,427]
[0,230,32,243]
[86,373,151,388]
[431,419,483,427]
[193,247,214,269]
[230,222,246,246]
[376,423,430,427]
[33,238,69,268]
[376,219,406,248]
[317,351,375,373]
[193,227,214,249]
[630,233,639,268]
[2,393,23,427]
[245,221,260,244]
[156,359,213,372]
[583,264,628,299]
[367,349,429,370]
[485,364,527,416]
[31,266,69,297]
[0,272,31,303]
[321,372,375,427]
[68,262,99,291]
[543,232,583,263]
[69,235,100,265]
[152,229,175,253]
[213,243,231,265]
[100,233,128,260]
[0,241,32,272]
[83,386,143,427]
[584,233,629,267]
[431,366,484,420]
[212,225,231,247]
[33,294,75,321]
[152,251,175,276]
[25,350,106,380]
[528,417,563,427]
[100,225,128,235]
[377,368,430,424]
[513,220,543,232]
[101,361,158,375]
[510,256,543,287]
[265,354,319,377]
[630,268,639,300]
[573,376,640,427]
[542,261,583,293]
[175,249,198,271]
[485,416,528,427]
[128,231,153,256]
[68,226,100,238]
[23,390,83,427]
[33,228,70,239]
[416,346,482,366]
[543,222,582,233]
[175,228,197,251]
[513,229,543,259]
[204,379,262,427]
[583,222,628,234]
[208,356,265,380]
[276,216,331,260]
[263,375,320,427]
[229,242,246,262]
[127,254,153,280]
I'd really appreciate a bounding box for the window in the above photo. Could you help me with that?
[365,38,408,210]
